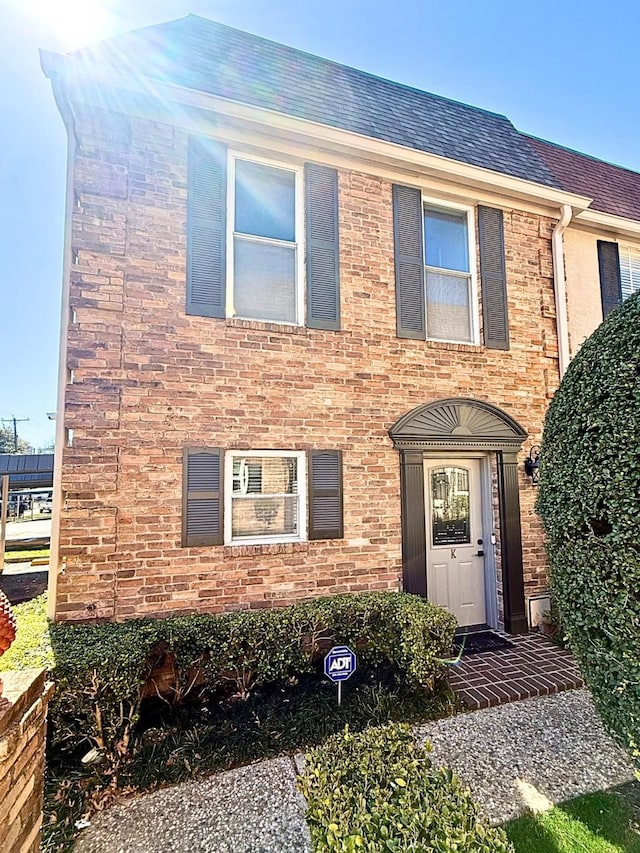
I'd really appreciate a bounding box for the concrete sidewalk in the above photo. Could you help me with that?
[73,690,635,853]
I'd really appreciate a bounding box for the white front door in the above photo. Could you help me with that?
[424,458,486,627]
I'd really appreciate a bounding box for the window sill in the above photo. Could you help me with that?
[425,340,484,353]
[226,318,307,336]
[223,541,310,557]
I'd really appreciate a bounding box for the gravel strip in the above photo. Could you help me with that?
[74,756,311,853]
[415,688,635,824]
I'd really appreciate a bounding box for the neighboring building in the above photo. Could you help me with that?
[42,16,605,630]
[527,136,640,356]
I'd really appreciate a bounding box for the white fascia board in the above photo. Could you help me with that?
[574,208,640,240]
[41,49,593,212]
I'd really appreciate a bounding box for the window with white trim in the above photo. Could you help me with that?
[620,246,640,301]
[423,205,476,343]
[225,451,306,544]
[229,156,303,324]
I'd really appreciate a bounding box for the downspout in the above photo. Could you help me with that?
[40,55,78,620]
[552,204,573,378]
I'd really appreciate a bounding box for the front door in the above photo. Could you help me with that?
[424,458,486,627]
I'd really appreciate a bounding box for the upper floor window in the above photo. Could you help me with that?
[424,207,475,343]
[620,246,640,300]
[187,137,340,329]
[393,185,508,349]
[230,158,302,324]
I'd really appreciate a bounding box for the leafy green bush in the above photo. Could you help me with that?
[300,724,511,852]
[49,592,456,773]
[538,291,640,766]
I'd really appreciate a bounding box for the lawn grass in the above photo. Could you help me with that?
[505,783,640,853]
[0,593,53,671]
[4,547,50,563]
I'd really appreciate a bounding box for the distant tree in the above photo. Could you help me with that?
[0,426,33,454]
[37,439,55,454]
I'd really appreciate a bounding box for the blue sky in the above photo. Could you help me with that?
[2,0,639,448]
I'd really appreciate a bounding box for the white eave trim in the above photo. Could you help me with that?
[40,49,592,212]
[574,208,640,240]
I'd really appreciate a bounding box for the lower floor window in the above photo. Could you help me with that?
[225,451,306,543]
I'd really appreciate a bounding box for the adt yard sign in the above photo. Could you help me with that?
[324,645,356,705]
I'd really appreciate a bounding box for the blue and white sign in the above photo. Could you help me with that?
[324,645,356,683]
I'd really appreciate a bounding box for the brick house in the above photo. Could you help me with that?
[43,16,602,630]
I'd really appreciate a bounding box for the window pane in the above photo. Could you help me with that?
[426,272,472,342]
[235,160,295,241]
[621,248,640,301]
[232,495,299,538]
[234,238,296,323]
[230,455,299,540]
[430,466,470,546]
[424,209,469,272]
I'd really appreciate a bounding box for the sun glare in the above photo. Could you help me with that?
[18,0,115,50]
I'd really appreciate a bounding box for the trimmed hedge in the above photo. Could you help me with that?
[538,291,640,767]
[49,592,456,771]
[300,724,511,852]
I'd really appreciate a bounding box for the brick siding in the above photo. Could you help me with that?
[55,107,559,621]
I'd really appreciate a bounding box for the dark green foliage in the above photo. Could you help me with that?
[44,592,456,850]
[300,723,512,852]
[538,291,640,766]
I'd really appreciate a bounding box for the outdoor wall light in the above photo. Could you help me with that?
[524,446,541,485]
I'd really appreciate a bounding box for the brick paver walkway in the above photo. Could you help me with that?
[448,632,583,710]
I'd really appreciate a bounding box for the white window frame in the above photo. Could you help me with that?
[226,152,305,325]
[224,449,307,545]
[421,196,479,345]
[619,245,640,301]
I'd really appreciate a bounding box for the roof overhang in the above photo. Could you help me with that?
[41,49,593,215]
[0,454,54,490]
[573,208,640,241]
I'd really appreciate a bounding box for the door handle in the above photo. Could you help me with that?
[476,550,484,557]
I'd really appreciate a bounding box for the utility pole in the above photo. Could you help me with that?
[0,417,29,452]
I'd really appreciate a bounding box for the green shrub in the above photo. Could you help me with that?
[49,592,456,773]
[300,723,511,852]
[538,291,640,766]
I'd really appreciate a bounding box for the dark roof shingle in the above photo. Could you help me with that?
[73,15,559,188]
[526,135,640,223]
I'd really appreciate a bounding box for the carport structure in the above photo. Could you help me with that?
[0,453,54,571]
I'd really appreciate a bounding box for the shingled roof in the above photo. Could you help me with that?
[526,135,640,223]
[72,15,559,189]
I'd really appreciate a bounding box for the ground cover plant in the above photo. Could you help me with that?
[0,593,53,671]
[300,723,511,852]
[505,783,640,853]
[538,291,640,767]
[0,592,459,851]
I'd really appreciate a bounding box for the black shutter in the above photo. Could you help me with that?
[305,164,340,330]
[478,206,509,350]
[399,451,427,598]
[597,240,622,318]
[308,450,343,540]
[186,137,227,318]
[183,448,223,546]
[393,185,425,339]
[497,452,528,634]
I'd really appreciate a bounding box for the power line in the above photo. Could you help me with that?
[0,417,29,452]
